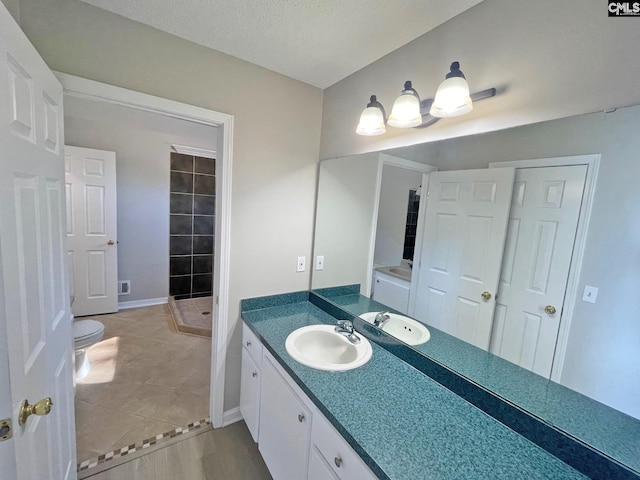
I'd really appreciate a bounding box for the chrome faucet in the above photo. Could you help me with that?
[335,320,361,344]
[373,311,390,327]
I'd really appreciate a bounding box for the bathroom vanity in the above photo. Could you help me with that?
[239,291,607,480]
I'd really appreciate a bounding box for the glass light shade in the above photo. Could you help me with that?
[356,105,386,136]
[388,92,422,128]
[429,76,473,118]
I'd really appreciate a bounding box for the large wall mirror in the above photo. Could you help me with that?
[311,104,640,472]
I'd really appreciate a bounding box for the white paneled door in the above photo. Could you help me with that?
[489,165,587,377]
[0,4,76,479]
[65,145,118,316]
[411,168,515,349]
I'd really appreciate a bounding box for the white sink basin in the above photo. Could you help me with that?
[285,324,372,371]
[359,312,430,346]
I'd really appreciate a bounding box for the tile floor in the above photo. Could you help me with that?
[75,304,211,464]
[84,423,271,480]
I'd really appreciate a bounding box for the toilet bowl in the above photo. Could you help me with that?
[73,319,105,380]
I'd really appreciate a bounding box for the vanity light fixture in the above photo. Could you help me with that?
[355,95,387,136]
[356,61,496,136]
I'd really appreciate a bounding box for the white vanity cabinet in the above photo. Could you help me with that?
[240,322,377,480]
[239,323,262,442]
[259,353,312,480]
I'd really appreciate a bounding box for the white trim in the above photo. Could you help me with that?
[377,155,436,307]
[364,159,383,296]
[221,407,243,427]
[56,72,233,429]
[380,153,438,173]
[489,154,600,382]
[118,297,168,310]
[171,144,217,159]
[408,172,433,317]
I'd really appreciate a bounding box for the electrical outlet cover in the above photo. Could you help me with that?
[582,285,598,303]
[297,256,306,272]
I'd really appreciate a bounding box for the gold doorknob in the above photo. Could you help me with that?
[19,397,53,426]
[481,291,492,300]
[545,305,557,315]
[107,240,115,246]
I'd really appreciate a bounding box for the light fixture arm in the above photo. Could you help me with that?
[367,95,386,122]
[446,61,466,79]
[402,80,419,99]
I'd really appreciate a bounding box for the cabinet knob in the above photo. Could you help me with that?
[246,340,251,347]
[297,414,305,423]
[334,456,342,468]
[252,371,257,378]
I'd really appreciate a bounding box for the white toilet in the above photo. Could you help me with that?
[73,319,105,380]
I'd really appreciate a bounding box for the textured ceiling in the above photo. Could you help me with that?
[78,0,485,88]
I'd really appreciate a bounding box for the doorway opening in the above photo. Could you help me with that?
[59,73,233,471]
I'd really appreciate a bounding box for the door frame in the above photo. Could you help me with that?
[55,72,233,428]
[489,154,600,382]
[375,154,436,299]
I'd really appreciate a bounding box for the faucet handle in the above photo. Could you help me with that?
[336,320,353,331]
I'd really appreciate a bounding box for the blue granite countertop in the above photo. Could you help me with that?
[241,293,587,480]
[313,286,640,477]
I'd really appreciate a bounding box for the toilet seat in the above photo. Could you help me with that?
[73,319,105,350]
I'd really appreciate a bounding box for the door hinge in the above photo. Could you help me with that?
[0,418,12,441]
[216,295,219,306]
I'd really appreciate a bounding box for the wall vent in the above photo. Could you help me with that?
[118,280,131,295]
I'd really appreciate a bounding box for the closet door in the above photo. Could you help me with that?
[489,165,587,376]
[411,168,514,349]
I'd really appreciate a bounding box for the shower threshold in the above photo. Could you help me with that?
[168,296,213,338]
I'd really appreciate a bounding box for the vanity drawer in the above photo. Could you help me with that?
[311,411,376,480]
[242,322,263,364]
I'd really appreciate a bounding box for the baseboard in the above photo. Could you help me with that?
[118,297,168,310]
[222,407,243,427]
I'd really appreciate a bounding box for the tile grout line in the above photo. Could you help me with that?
[77,417,211,474]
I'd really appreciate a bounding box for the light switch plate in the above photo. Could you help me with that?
[582,285,598,303]
[315,255,324,271]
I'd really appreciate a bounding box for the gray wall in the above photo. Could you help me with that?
[374,164,422,268]
[320,0,640,160]
[312,153,380,296]
[386,105,640,419]
[64,96,217,304]
[1,0,19,21]
[17,0,323,410]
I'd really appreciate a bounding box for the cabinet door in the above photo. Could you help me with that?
[243,322,263,364]
[240,347,261,442]
[259,356,311,480]
[311,409,377,480]
[308,447,340,480]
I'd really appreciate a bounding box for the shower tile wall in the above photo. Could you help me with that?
[169,153,215,300]
[403,189,420,261]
